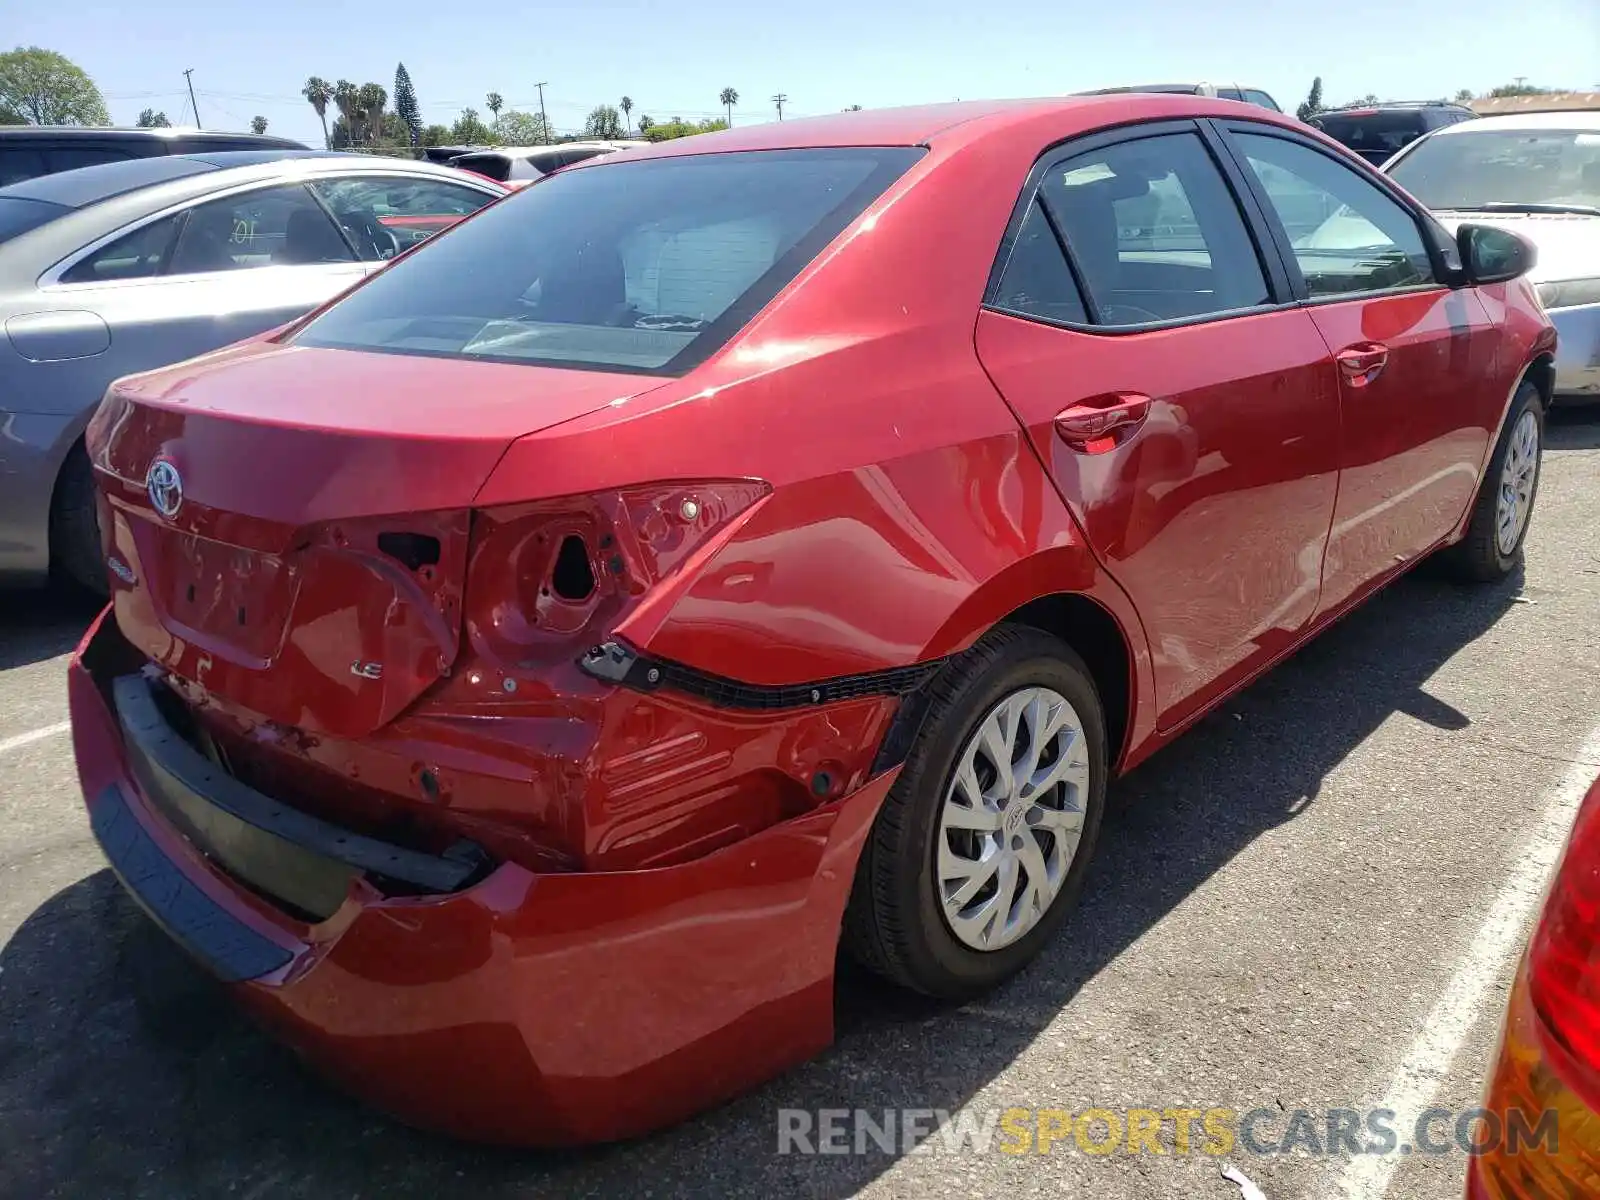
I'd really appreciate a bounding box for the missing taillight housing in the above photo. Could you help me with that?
[1527,776,1600,1108]
[465,480,770,670]
[552,535,595,601]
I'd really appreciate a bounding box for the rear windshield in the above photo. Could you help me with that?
[292,147,922,375]
[1312,112,1429,156]
[452,152,512,182]
[1388,128,1600,212]
[0,197,68,244]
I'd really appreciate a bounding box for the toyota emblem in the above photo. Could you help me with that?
[146,458,183,519]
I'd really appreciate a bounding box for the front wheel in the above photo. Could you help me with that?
[1445,380,1543,582]
[842,626,1107,999]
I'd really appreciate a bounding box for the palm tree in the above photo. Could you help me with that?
[619,95,633,135]
[485,92,503,137]
[332,80,358,148]
[357,83,388,145]
[720,87,739,127]
[303,77,334,148]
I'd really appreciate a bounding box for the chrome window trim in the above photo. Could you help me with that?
[38,169,501,291]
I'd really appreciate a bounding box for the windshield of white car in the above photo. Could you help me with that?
[292,147,922,375]
[1389,128,1600,214]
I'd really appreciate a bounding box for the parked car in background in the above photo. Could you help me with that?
[69,95,1553,1146]
[0,126,308,187]
[420,144,488,166]
[0,151,505,592]
[446,140,649,182]
[1465,770,1600,1198]
[1385,111,1600,397]
[1077,83,1282,111]
[1308,101,1477,166]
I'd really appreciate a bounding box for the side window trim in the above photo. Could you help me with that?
[1207,118,1453,303]
[983,117,1297,336]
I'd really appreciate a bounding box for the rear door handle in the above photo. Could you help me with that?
[1335,341,1389,386]
[1054,393,1152,453]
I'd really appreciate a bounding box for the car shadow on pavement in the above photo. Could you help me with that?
[1548,402,1600,453]
[0,570,1521,1200]
[0,586,102,670]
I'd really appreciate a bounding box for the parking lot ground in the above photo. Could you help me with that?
[4,408,1600,1200]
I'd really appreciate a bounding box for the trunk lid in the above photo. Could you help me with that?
[92,340,666,738]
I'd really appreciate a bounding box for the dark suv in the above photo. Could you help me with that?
[1308,102,1477,165]
[0,126,309,187]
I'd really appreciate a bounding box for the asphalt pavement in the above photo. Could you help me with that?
[5,408,1600,1200]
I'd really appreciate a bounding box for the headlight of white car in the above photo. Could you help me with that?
[1537,278,1600,310]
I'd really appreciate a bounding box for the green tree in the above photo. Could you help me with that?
[637,113,653,132]
[619,95,633,134]
[1295,76,1324,122]
[302,77,333,148]
[394,63,422,147]
[497,109,553,145]
[642,117,729,142]
[720,86,739,126]
[584,103,625,139]
[449,107,492,144]
[250,115,268,135]
[1454,88,1475,103]
[421,123,449,147]
[843,104,863,111]
[485,91,503,136]
[0,47,110,125]
[136,107,171,128]
[1489,82,1549,97]
[0,105,24,125]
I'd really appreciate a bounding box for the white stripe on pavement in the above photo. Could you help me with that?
[0,721,71,757]
[1331,721,1600,1200]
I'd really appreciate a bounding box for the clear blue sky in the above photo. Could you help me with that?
[13,0,1600,144]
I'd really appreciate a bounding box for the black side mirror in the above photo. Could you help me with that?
[1457,223,1537,285]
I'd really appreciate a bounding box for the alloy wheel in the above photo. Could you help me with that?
[936,686,1091,951]
[1496,408,1540,557]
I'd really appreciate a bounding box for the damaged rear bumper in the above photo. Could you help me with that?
[69,607,897,1145]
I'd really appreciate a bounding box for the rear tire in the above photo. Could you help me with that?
[842,625,1107,999]
[50,443,107,598]
[1445,380,1543,582]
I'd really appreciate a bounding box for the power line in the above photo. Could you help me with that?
[771,92,788,121]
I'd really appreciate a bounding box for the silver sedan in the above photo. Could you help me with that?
[0,151,505,591]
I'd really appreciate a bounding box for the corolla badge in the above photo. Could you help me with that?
[145,458,183,518]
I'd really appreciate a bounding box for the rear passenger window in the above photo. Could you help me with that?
[0,147,48,186]
[46,147,137,173]
[1233,132,1435,298]
[1037,132,1270,327]
[993,200,1089,324]
[60,215,182,284]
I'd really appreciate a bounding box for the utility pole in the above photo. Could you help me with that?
[183,69,201,128]
[771,92,788,121]
[534,82,550,143]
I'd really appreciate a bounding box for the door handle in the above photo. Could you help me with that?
[1055,393,1152,453]
[1335,341,1389,386]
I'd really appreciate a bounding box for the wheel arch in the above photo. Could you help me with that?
[876,555,1152,778]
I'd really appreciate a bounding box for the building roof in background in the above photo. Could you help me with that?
[1470,92,1600,115]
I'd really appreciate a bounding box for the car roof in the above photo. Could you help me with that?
[572,95,1301,165]
[0,150,347,209]
[1424,110,1600,134]
[0,125,306,147]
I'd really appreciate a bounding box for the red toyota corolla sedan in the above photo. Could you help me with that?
[68,95,1555,1145]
